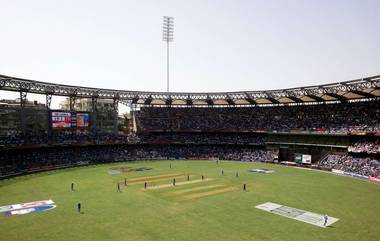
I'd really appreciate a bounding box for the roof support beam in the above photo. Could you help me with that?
[144,96,153,105]
[286,96,303,103]
[226,98,235,105]
[245,98,257,105]
[306,95,325,102]
[186,98,193,105]
[166,98,173,106]
[349,90,375,98]
[266,97,280,104]
[206,96,214,105]
[324,93,347,102]
[131,96,139,104]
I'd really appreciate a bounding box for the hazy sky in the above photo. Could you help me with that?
[0,0,379,108]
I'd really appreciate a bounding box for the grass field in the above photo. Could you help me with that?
[1,160,380,241]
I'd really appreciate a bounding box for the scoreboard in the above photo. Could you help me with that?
[51,111,90,129]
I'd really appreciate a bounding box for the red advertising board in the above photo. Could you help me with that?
[368,176,380,184]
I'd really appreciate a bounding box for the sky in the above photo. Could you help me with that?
[0,0,379,110]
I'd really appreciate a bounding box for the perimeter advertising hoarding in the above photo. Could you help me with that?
[294,153,312,164]
[302,154,312,164]
[369,176,380,183]
[294,153,303,164]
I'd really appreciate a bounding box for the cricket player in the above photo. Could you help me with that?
[77,202,81,213]
[323,214,328,226]
[71,183,74,191]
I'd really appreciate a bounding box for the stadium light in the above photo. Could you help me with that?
[163,16,174,92]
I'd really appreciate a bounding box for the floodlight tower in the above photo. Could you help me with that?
[163,16,174,92]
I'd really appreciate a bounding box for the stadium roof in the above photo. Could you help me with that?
[0,74,379,106]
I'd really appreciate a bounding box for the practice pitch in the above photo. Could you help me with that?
[255,202,339,228]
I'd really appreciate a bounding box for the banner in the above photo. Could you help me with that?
[302,154,312,164]
[369,176,380,184]
[294,153,303,164]
[294,153,311,164]
[343,172,368,180]
[350,132,367,135]
[248,168,275,174]
[331,169,345,175]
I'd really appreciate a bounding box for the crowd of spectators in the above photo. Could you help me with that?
[318,154,380,178]
[0,131,130,148]
[0,131,266,148]
[1,100,378,148]
[0,131,48,146]
[0,145,278,178]
[137,132,266,145]
[135,101,380,134]
[348,140,380,154]
[51,131,129,145]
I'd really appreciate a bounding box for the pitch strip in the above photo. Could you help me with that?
[255,202,339,228]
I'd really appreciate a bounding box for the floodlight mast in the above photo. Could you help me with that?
[163,16,174,92]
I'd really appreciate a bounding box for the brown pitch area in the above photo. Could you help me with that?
[129,175,187,185]
[142,178,214,190]
[170,184,225,195]
[128,173,182,181]
[180,187,238,200]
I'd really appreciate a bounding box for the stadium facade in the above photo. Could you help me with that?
[0,74,379,181]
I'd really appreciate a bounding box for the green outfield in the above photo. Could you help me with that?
[1,160,379,241]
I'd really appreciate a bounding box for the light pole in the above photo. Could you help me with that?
[163,16,174,92]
